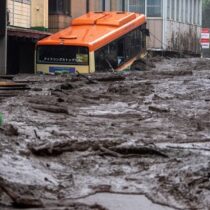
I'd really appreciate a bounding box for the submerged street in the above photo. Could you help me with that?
[0,57,210,210]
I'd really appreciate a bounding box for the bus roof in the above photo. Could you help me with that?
[37,12,146,52]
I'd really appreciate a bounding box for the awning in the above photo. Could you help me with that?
[7,26,51,40]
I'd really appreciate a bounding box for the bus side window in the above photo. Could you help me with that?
[95,25,146,72]
[108,41,118,68]
[95,41,119,72]
[95,46,110,71]
[123,27,142,63]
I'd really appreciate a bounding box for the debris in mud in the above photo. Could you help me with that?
[93,74,126,82]
[0,81,30,90]
[28,140,120,156]
[130,58,156,71]
[149,105,170,113]
[0,177,43,208]
[109,145,168,158]
[31,104,69,114]
[1,58,210,210]
[76,71,98,84]
[0,81,30,100]
[0,177,106,210]
[159,69,193,76]
[28,139,168,158]
[0,124,19,136]
[57,82,75,90]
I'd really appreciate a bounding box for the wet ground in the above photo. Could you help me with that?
[78,193,174,210]
[0,58,210,210]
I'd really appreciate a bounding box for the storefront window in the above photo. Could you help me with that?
[129,0,145,14]
[49,0,71,15]
[14,0,31,4]
[167,0,171,19]
[147,0,162,17]
[110,0,125,11]
[176,0,180,21]
[89,0,105,11]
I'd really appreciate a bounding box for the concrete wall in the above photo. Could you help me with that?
[164,21,201,54]
[31,0,48,30]
[8,0,31,28]
[49,15,71,33]
[146,19,201,55]
[48,0,127,32]
[146,19,163,49]
[161,0,202,54]
[127,0,202,54]
[89,0,103,11]
[72,0,87,17]
[144,18,201,54]
[110,0,123,10]
[48,0,71,33]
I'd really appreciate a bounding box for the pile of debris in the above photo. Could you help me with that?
[1,58,210,210]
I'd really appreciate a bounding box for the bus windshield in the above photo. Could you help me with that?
[37,45,89,65]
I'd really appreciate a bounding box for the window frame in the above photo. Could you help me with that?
[49,0,71,16]
[129,0,146,14]
[147,0,162,17]
[36,45,89,66]
[94,24,146,71]
[13,0,31,5]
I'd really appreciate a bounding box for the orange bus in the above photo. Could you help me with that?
[36,11,147,74]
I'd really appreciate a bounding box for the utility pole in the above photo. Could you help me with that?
[0,0,7,75]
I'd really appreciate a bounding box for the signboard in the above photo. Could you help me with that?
[0,0,7,36]
[201,28,210,49]
[201,33,210,39]
[201,43,210,49]
[49,66,76,74]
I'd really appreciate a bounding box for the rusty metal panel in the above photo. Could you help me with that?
[165,20,201,54]
[146,19,163,49]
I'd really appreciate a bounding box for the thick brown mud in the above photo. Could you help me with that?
[1,58,210,210]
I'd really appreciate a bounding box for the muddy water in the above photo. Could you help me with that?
[78,193,175,210]
[1,58,210,210]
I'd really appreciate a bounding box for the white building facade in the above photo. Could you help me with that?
[7,0,31,28]
[128,0,202,55]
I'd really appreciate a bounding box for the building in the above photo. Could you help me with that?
[0,0,202,75]
[48,0,202,55]
[48,0,127,32]
[0,0,50,75]
[128,0,202,55]
[0,0,7,75]
[201,28,210,58]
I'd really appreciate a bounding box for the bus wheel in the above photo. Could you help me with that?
[130,59,147,71]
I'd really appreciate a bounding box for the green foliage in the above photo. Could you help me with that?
[0,113,3,126]
[30,27,48,32]
[203,0,210,8]
[203,0,210,27]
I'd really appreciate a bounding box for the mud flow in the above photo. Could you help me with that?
[1,58,210,210]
